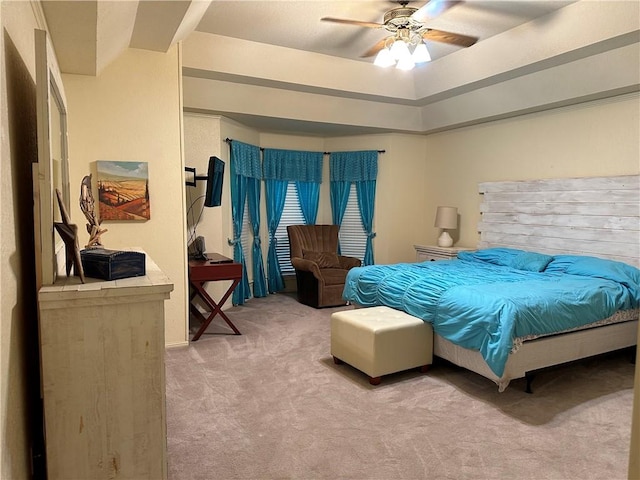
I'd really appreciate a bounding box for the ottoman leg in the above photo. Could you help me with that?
[420,364,431,373]
[333,356,344,365]
[369,376,381,386]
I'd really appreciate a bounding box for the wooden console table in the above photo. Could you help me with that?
[189,253,243,340]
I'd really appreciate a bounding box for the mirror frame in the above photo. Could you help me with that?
[35,29,70,286]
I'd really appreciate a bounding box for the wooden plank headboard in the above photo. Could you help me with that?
[478,175,640,267]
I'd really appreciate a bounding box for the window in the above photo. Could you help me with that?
[274,183,305,274]
[338,184,367,262]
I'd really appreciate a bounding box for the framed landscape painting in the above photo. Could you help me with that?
[96,161,150,221]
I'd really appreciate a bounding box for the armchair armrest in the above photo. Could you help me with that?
[291,257,322,280]
[338,255,361,269]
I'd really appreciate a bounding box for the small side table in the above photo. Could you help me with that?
[413,244,473,262]
[189,253,243,340]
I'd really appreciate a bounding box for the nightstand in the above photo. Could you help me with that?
[414,244,473,262]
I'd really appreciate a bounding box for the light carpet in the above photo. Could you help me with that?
[166,293,635,479]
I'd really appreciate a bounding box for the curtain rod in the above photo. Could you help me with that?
[225,138,385,154]
[320,150,386,155]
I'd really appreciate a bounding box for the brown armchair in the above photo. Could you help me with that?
[287,224,362,308]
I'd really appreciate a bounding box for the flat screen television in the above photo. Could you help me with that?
[204,156,224,207]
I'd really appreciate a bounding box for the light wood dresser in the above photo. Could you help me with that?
[37,254,173,479]
[414,244,473,262]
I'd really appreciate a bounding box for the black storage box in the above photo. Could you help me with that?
[80,248,146,281]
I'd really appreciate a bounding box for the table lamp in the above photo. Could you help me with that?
[434,206,458,247]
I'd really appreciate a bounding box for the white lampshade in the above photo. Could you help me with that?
[434,206,458,247]
[434,206,458,229]
[374,48,395,67]
[390,40,410,61]
[412,42,431,63]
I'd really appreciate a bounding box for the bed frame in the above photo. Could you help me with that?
[433,175,640,392]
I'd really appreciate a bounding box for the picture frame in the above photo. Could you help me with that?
[96,161,150,221]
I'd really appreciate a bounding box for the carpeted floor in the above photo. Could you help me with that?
[166,293,635,479]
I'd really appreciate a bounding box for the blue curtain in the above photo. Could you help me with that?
[296,181,320,225]
[263,149,323,182]
[247,176,267,298]
[263,148,323,292]
[330,181,350,227]
[330,151,378,265]
[330,151,378,183]
[229,141,264,304]
[356,180,377,266]
[229,154,250,305]
[264,178,287,293]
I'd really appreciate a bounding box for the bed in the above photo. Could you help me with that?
[343,175,640,391]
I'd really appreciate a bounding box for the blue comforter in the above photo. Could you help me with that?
[342,248,640,377]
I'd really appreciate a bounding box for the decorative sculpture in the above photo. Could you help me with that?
[54,189,85,283]
[79,174,107,248]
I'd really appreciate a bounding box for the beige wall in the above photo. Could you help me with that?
[184,113,225,255]
[1,2,48,478]
[183,113,241,310]
[424,93,640,248]
[63,46,188,346]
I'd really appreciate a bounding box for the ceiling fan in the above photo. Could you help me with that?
[321,0,478,61]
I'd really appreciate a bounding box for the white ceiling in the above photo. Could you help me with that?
[42,0,574,74]
[194,1,573,64]
[41,1,639,136]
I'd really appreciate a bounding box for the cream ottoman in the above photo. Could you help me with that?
[331,306,433,385]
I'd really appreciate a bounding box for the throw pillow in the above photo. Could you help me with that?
[303,250,341,268]
[509,251,554,272]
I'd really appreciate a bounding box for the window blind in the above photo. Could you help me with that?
[274,182,305,274]
[241,196,252,273]
[339,184,367,262]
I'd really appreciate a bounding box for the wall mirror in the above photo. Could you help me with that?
[35,28,70,286]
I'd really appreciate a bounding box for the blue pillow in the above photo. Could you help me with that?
[544,255,581,274]
[457,248,525,266]
[509,251,554,272]
[548,255,640,304]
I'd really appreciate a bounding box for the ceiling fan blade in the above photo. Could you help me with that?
[422,29,478,47]
[360,38,388,58]
[321,17,384,29]
[412,0,462,21]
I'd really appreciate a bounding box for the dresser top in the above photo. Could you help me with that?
[38,250,173,304]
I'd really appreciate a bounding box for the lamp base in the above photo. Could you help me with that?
[437,231,454,247]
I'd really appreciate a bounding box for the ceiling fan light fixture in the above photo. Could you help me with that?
[374,48,395,68]
[412,42,431,63]
[389,39,410,61]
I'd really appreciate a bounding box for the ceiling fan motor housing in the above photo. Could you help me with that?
[383,7,423,33]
